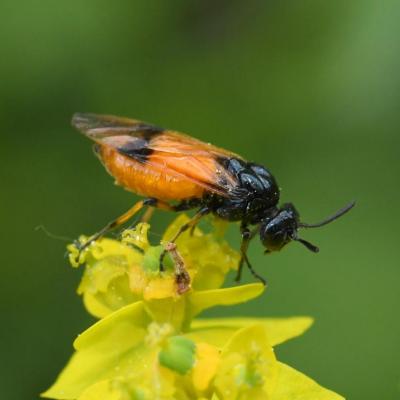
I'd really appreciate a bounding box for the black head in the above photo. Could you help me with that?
[260,201,355,253]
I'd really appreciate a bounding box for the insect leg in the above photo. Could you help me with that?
[143,198,201,214]
[235,225,265,284]
[171,199,204,235]
[78,198,155,254]
[139,198,201,224]
[159,206,210,271]
[235,225,252,282]
[242,252,266,285]
[140,206,155,223]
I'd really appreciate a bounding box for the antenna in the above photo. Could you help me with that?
[295,238,319,253]
[299,201,355,229]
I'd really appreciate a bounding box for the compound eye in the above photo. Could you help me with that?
[262,230,286,251]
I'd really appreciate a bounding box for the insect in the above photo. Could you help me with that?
[72,113,355,284]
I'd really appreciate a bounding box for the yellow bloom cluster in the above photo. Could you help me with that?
[43,215,344,400]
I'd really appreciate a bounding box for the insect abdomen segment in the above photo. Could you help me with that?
[98,145,205,200]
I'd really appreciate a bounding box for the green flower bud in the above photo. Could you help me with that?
[158,336,196,375]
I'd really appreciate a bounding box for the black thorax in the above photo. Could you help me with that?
[205,157,280,225]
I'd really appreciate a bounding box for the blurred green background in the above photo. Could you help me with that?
[1,1,399,399]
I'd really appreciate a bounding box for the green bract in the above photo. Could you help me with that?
[43,215,344,400]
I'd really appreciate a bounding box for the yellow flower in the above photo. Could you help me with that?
[43,215,345,400]
[191,342,220,393]
[69,215,240,318]
[213,324,277,400]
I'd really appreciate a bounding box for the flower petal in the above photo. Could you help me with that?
[191,342,220,392]
[42,302,149,399]
[74,302,147,351]
[271,362,345,400]
[78,380,130,400]
[121,223,151,251]
[188,283,265,319]
[190,316,313,347]
[82,274,140,319]
[214,324,278,399]
[41,345,153,399]
[71,237,142,318]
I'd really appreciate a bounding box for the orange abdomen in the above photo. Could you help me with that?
[98,145,205,201]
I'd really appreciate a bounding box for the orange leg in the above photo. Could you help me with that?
[78,198,189,253]
[78,199,149,254]
[139,199,191,223]
[77,198,202,263]
[140,206,155,223]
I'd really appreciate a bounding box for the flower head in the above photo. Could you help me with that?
[43,215,345,400]
[68,215,240,319]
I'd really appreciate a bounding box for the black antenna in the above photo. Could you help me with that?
[295,238,319,253]
[299,201,355,229]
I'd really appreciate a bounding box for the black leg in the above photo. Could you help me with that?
[235,224,266,285]
[242,252,267,285]
[235,225,251,282]
[159,206,210,271]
